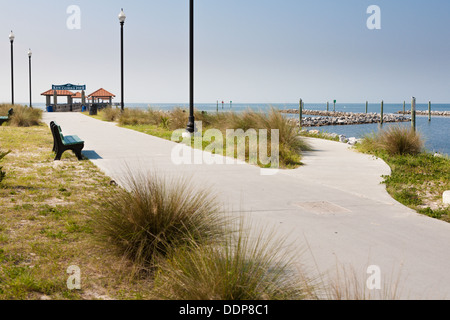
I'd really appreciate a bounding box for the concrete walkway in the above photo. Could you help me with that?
[43,113,450,299]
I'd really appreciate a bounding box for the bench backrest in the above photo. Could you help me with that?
[51,122,64,147]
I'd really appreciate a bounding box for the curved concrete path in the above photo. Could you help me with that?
[43,113,450,299]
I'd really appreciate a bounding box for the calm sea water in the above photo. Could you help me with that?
[34,102,450,155]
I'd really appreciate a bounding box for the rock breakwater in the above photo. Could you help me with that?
[398,110,450,117]
[282,109,410,127]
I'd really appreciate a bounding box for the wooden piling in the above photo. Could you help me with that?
[403,101,406,114]
[380,100,384,126]
[428,101,431,122]
[327,101,329,112]
[299,99,303,127]
[365,101,368,113]
[411,97,416,131]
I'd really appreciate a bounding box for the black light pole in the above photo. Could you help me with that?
[119,9,126,112]
[9,31,15,105]
[186,0,195,133]
[28,49,32,108]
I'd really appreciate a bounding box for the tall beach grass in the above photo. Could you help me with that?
[358,125,424,156]
[92,171,227,273]
[0,104,42,127]
[152,220,315,300]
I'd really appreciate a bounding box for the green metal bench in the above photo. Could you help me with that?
[0,108,13,126]
[50,121,84,161]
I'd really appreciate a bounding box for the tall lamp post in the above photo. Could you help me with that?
[28,49,32,108]
[118,9,126,112]
[186,0,195,134]
[9,31,15,105]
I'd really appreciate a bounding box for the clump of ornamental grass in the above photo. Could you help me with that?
[101,107,121,122]
[225,109,261,131]
[152,220,315,300]
[359,126,424,156]
[0,104,42,127]
[238,108,310,167]
[168,107,188,130]
[93,171,227,272]
[377,126,423,156]
[204,108,310,167]
[260,107,311,164]
[118,108,164,126]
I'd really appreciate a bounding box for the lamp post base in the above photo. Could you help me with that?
[186,116,196,134]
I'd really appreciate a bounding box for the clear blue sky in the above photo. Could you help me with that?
[1,0,450,104]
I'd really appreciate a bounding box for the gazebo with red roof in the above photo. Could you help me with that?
[41,89,75,107]
[88,88,115,105]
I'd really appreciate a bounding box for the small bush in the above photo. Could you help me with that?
[93,171,227,272]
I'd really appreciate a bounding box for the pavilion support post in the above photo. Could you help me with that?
[69,96,73,112]
[53,91,58,108]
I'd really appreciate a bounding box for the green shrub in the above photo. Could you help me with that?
[93,172,227,272]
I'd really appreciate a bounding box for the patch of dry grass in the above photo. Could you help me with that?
[0,104,42,127]
[0,125,155,299]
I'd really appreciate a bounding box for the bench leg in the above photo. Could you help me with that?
[73,148,84,160]
[54,150,63,161]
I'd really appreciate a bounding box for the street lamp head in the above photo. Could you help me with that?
[118,8,126,23]
[9,30,15,42]
[28,48,32,57]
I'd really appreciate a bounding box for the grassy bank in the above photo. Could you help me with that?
[356,126,450,222]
